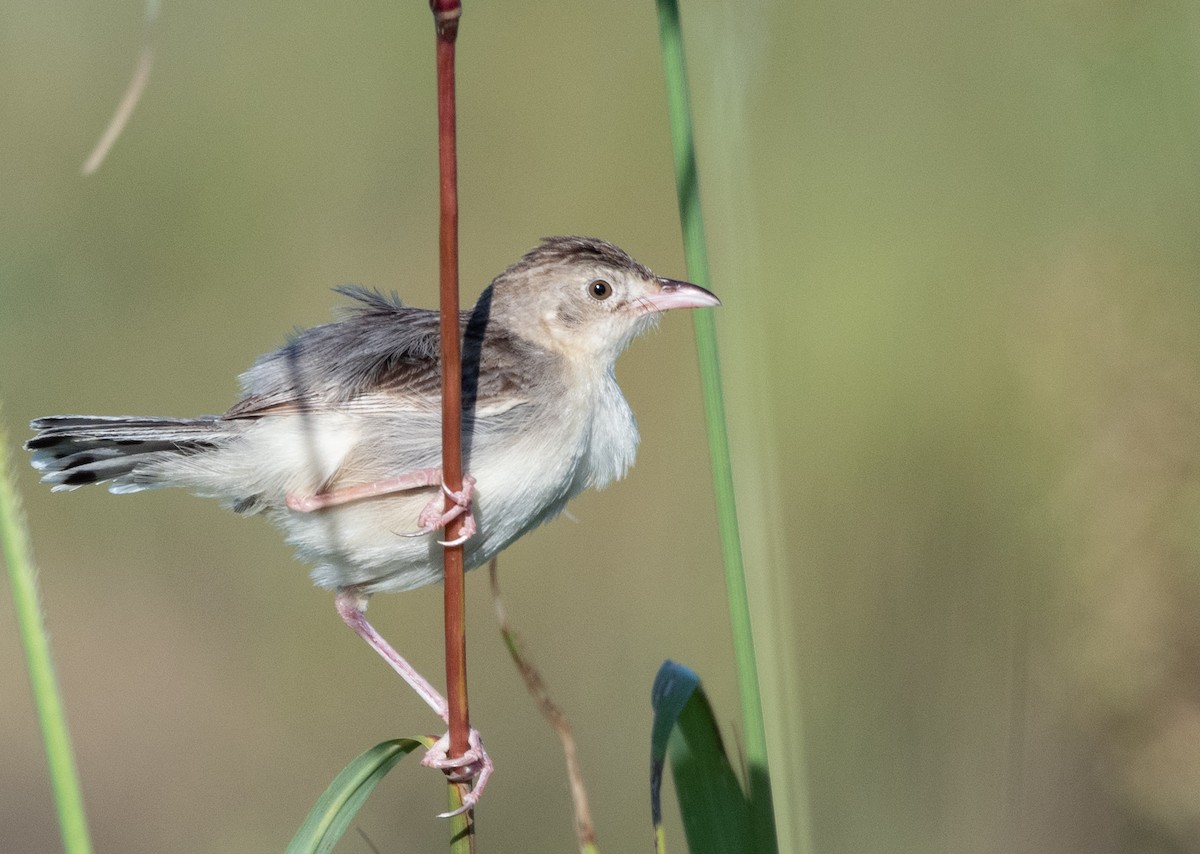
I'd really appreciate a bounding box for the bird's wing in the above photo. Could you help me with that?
[223,286,540,421]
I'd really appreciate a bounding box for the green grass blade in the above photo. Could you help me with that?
[446,782,474,854]
[650,661,752,854]
[654,2,779,852]
[286,738,427,854]
[0,408,93,854]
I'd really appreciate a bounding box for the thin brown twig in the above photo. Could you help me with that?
[489,558,597,851]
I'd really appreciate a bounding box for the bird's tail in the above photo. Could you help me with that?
[26,416,231,494]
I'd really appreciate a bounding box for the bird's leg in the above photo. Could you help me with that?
[335,589,493,816]
[288,467,477,545]
[286,467,444,512]
[335,588,447,715]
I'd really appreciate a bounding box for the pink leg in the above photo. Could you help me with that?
[335,589,493,816]
[289,469,477,547]
[335,589,447,716]
[287,467,443,512]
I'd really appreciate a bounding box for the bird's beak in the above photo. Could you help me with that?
[639,277,722,313]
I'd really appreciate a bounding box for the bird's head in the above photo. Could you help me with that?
[487,236,720,368]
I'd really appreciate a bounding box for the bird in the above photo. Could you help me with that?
[25,235,720,812]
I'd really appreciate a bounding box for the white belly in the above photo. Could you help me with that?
[277,376,639,595]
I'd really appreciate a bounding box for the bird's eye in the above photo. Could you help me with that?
[588,279,613,300]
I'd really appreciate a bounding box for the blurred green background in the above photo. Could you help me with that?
[5,1,1200,852]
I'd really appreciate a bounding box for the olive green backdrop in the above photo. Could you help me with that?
[5,2,1200,853]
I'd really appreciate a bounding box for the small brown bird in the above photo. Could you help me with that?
[26,236,719,811]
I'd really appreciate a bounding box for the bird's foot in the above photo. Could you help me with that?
[423,726,492,817]
[402,475,477,545]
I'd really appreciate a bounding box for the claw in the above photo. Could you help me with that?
[438,511,476,546]
[423,727,493,817]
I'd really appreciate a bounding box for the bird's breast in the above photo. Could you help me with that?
[460,375,637,562]
[571,372,640,493]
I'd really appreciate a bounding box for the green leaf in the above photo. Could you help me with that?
[650,661,753,854]
[286,738,426,854]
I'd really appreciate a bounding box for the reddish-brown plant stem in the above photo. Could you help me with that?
[431,0,469,767]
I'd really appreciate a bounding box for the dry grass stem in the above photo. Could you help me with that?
[81,45,154,176]
[488,558,596,851]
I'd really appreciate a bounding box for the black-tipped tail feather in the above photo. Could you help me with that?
[26,416,226,493]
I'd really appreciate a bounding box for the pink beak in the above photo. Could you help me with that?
[638,277,722,313]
